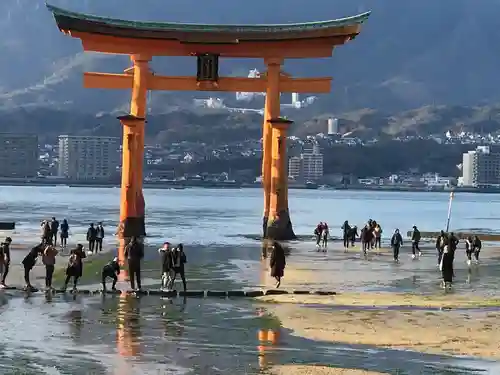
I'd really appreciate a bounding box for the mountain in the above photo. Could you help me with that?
[1,0,500,114]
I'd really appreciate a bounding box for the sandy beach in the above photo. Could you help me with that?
[259,293,500,360]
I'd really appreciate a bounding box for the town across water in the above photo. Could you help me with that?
[1,187,500,374]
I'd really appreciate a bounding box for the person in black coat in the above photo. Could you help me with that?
[270,241,286,288]
[101,257,120,292]
[440,245,454,290]
[63,244,86,292]
[22,243,45,291]
[473,235,482,263]
[124,236,144,291]
[86,223,97,254]
[390,229,403,262]
[170,243,187,291]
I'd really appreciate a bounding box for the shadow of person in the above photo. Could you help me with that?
[68,309,83,340]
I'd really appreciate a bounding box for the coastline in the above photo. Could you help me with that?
[0,179,496,194]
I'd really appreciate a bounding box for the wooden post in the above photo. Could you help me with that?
[266,117,296,240]
[129,55,150,237]
[117,115,144,266]
[262,58,282,237]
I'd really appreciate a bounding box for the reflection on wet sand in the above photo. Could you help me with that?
[117,293,141,358]
[161,297,187,338]
[257,308,281,370]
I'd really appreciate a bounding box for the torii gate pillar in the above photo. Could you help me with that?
[116,55,149,265]
[266,117,296,240]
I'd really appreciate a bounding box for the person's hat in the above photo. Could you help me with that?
[413,225,417,228]
[113,257,118,262]
[5,237,12,243]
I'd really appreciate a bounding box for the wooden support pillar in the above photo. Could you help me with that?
[117,55,149,266]
[116,115,145,266]
[266,118,296,240]
[129,55,150,235]
[262,58,282,237]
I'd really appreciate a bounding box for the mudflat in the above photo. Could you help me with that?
[259,293,500,360]
[268,366,389,375]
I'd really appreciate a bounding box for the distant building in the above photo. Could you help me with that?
[290,143,324,182]
[288,156,302,180]
[58,135,119,180]
[327,118,339,135]
[0,133,38,178]
[462,145,500,187]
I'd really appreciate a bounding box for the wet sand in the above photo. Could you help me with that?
[268,366,389,375]
[259,293,500,360]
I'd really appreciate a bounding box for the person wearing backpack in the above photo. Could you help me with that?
[0,237,12,288]
[63,244,86,292]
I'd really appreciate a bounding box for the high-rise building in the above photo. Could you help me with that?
[58,135,119,180]
[302,144,323,181]
[290,143,324,182]
[0,133,38,178]
[288,156,302,180]
[462,145,500,187]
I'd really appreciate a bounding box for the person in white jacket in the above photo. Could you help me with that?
[158,242,174,290]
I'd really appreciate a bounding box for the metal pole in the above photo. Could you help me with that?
[445,191,455,232]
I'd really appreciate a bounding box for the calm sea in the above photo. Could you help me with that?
[0,186,498,245]
[0,186,499,375]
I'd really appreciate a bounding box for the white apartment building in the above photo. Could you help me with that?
[288,156,301,180]
[462,145,500,187]
[58,135,119,180]
[289,143,324,182]
[0,133,38,178]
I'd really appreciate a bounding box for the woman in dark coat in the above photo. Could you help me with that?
[440,244,454,290]
[63,244,86,292]
[270,241,286,288]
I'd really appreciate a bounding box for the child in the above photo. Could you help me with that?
[101,257,120,292]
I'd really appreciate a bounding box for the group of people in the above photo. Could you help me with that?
[40,218,106,254]
[41,217,69,248]
[314,222,329,250]
[341,219,383,255]
[0,235,87,292]
[390,225,421,262]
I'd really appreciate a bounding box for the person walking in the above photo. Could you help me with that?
[0,237,12,288]
[270,241,286,288]
[411,225,421,259]
[473,235,482,263]
[374,224,383,249]
[86,223,97,253]
[341,220,351,250]
[124,237,144,291]
[95,222,105,253]
[390,229,403,262]
[440,245,454,290]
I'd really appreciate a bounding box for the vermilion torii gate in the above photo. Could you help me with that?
[47,4,370,263]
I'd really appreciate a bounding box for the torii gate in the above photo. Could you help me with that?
[47,4,370,263]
